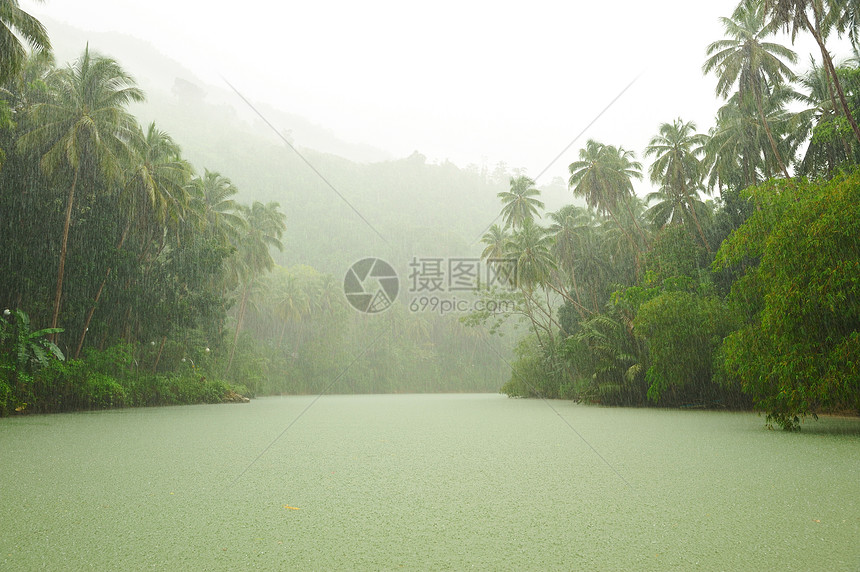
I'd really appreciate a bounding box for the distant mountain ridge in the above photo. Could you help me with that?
[39,16,393,164]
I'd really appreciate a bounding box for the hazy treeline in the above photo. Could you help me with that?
[474,0,860,429]
[0,13,513,414]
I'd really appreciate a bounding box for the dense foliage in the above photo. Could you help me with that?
[480,0,860,429]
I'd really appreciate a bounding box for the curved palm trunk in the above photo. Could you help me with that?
[226,282,250,375]
[622,199,649,246]
[605,206,641,280]
[679,179,712,254]
[50,167,79,341]
[152,335,166,373]
[545,280,592,319]
[803,9,860,146]
[75,222,131,359]
[753,84,791,180]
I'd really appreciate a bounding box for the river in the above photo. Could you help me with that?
[1,394,858,570]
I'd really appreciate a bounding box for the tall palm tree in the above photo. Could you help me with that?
[764,0,860,145]
[645,118,712,252]
[225,201,286,374]
[74,122,192,358]
[497,175,544,229]
[17,46,144,336]
[569,140,646,275]
[0,0,50,84]
[703,0,798,179]
[127,122,193,232]
[480,224,509,261]
[795,55,860,176]
[568,140,645,237]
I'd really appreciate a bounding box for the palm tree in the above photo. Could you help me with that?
[645,119,712,252]
[497,175,544,229]
[569,140,646,275]
[547,205,593,316]
[480,224,508,261]
[74,122,192,358]
[0,0,50,84]
[764,0,860,145]
[568,140,645,237]
[128,122,193,232]
[795,55,860,176]
[17,46,144,337]
[505,219,561,347]
[703,86,800,192]
[506,218,555,291]
[225,201,286,374]
[189,169,245,246]
[703,0,798,179]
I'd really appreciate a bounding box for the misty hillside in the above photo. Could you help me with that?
[40,17,515,273]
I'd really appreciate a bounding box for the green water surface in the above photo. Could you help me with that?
[1,394,858,570]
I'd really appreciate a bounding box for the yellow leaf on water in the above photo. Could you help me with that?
[284,505,300,510]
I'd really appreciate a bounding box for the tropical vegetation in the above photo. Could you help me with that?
[475,0,860,429]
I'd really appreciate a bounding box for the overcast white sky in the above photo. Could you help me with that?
[28,0,836,193]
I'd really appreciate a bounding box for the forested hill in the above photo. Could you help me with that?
[41,17,512,273]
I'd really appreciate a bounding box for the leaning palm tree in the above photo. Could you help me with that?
[703,0,798,179]
[795,55,860,176]
[704,85,799,192]
[17,46,144,336]
[497,175,544,229]
[764,0,860,145]
[645,118,711,252]
[0,0,51,84]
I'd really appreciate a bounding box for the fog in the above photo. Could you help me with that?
[31,0,758,182]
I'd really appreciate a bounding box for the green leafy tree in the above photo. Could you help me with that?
[714,174,860,429]
[634,291,740,406]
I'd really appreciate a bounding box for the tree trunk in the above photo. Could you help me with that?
[225,282,249,375]
[679,179,712,254]
[753,84,791,180]
[803,9,860,146]
[605,206,641,281]
[51,168,79,341]
[152,335,166,373]
[75,223,131,359]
